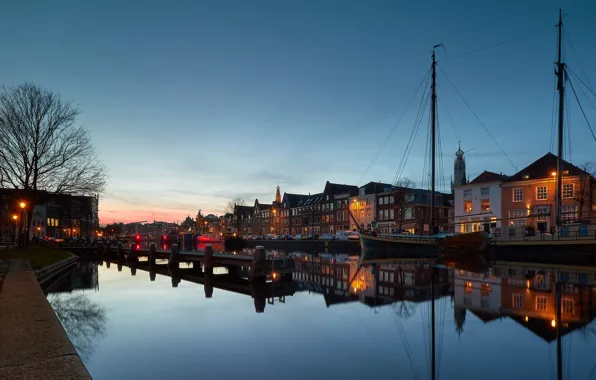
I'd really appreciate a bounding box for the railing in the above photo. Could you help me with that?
[493,226,596,242]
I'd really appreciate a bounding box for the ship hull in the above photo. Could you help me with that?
[360,235,439,263]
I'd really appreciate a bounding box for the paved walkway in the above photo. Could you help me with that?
[0,260,91,379]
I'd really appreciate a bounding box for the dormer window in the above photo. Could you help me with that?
[523,174,530,180]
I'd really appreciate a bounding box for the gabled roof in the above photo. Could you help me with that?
[281,193,310,208]
[359,181,395,195]
[233,205,254,215]
[507,152,591,182]
[469,170,508,185]
[323,181,358,197]
[295,193,323,207]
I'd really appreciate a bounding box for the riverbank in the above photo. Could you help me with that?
[0,260,91,379]
[245,239,361,254]
[0,244,73,270]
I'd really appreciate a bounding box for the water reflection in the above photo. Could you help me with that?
[45,252,596,379]
[45,262,107,363]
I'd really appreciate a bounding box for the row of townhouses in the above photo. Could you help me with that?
[226,147,595,236]
[0,188,100,241]
[226,180,453,236]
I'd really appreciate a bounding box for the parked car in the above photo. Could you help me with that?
[285,234,294,240]
[265,234,275,240]
[295,234,303,240]
[336,231,360,241]
[319,233,335,241]
[272,235,284,240]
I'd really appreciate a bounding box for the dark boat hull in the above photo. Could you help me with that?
[359,235,438,262]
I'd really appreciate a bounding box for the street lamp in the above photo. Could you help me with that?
[12,215,18,243]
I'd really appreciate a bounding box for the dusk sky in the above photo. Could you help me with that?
[1,0,594,224]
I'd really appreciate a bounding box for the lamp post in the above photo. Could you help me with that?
[12,215,18,244]
[552,171,557,231]
[19,201,27,247]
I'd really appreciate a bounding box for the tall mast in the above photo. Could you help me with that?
[431,46,438,235]
[430,266,436,380]
[555,9,565,228]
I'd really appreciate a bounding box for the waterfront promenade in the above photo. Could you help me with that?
[0,260,90,379]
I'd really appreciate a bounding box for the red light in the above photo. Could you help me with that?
[136,244,140,250]
[163,235,166,239]
[136,235,140,241]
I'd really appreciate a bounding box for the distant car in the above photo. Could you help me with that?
[285,234,293,240]
[295,234,303,240]
[319,233,335,241]
[272,235,283,240]
[336,231,360,241]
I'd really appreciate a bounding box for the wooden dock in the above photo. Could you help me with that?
[46,242,295,281]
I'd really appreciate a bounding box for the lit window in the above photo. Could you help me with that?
[513,188,524,202]
[509,209,528,227]
[562,183,574,199]
[535,296,547,312]
[536,186,547,200]
[562,204,578,222]
[481,199,490,212]
[465,281,472,294]
[480,283,491,296]
[562,298,574,315]
[464,201,473,213]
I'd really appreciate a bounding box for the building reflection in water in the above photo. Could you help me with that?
[454,260,596,341]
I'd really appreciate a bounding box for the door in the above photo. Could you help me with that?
[537,222,547,233]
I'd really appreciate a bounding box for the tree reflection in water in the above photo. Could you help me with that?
[48,293,107,362]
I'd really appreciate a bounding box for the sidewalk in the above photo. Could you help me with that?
[0,260,91,379]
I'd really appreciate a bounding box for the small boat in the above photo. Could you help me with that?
[197,233,223,243]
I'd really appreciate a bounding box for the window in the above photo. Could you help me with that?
[384,210,389,220]
[481,199,490,212]
[480,188,489,196]
[405,194,414,202]
[512,293,524,308]
[463,189,472,198]
[509,209,528,227]
[562,204,578,222]
[389,209,394,220]
[513,188,524,202]
[379,197,384,205]
[562,298,574,315]
[536,186,547,200]
[562,183,574,199]
[480,283,491,296]
[535,206,550,221]
[337,211,341,221]
[535,296,547,312]
[465,281,472,294]
[359,188,365,196]
[464,200,473,213]
[378,210,384,220]
[389,196,394,204]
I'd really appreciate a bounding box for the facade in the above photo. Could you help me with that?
[501,153,595,233]
[321,182,358,234]
[349,182,393,232]
[280,193,309,235]
[0,188,99,241]
[290,193,323,235]
[454,171,507,233]
[375,188,453,234]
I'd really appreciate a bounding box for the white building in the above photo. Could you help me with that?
[454,170,506,233]
[454,268,502,313]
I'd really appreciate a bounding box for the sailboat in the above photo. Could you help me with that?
[359,45,488,262]
[490,10,596,257]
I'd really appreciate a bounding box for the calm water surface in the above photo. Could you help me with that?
[46,252,596,380]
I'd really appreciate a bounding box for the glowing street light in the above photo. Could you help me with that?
[19,201,26,209]
[12,215,18,220]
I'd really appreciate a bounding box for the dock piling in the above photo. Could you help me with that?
[204,244,214,269]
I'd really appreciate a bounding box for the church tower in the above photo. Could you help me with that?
[452,143,467,191]
[275,184,281,204]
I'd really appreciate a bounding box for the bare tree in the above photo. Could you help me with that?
[0,83,106,195]
[225,197,245,214]
[394,177,415,188]
[572,163,595,220]
[395,192,407,233]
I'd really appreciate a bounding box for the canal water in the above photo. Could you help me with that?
[45,252,596,380]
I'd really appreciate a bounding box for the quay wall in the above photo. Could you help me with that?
[245,240,361,254]
[0,260,91,379]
